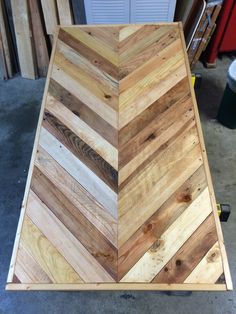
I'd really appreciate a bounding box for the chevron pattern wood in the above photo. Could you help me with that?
[7,24,232,291]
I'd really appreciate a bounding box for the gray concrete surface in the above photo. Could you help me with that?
[0,57,235,314]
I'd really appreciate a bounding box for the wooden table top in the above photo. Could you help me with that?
[6,23,232,291]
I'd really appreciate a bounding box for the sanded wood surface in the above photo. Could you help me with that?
[7,24,232,291]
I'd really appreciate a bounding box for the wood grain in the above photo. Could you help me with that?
[11,0,37,79]
[28,0,49,77]
[56,0,73,25]
[7,24,231,291]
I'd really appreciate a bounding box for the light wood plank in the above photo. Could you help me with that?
[46,94,118,169]
[21,215,83,283]
[152,214,218,283]
[39,127,118,219]
[31,166,117,279]
[119,96,194,184]
[119,144,203,248]
[55,40,118,111]
[51,64,118,128]
[11,0,37,79]
[63,27,119,66]
[40,0,58,35]
[6,283,228,291]
[35,144,117,247]
[119,51,186,129]
[56,0,73,25]
[120,188,212,282]
[27,191,115,283]
[118,165,208,280]
[119,25,143,41]
[15,243,52,283]
[184,242,223,284]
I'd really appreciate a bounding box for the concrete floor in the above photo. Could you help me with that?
[0,57,235,314]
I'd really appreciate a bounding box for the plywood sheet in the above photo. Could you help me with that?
[6,24,232,291]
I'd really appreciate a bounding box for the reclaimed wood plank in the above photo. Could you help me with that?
[7,24,231,291]
[28,0,49,77]
[20,215,83,283]
[40,0,58,35]
[11,0,37,79]
[27,191,115,283]
[35,144,117,246]
[56,0,73,25]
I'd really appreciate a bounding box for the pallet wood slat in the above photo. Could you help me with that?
[6,24,232,291]
[56,0,73,25]
[40,0,59,35]
[28,0,49,77]
[10,0,37,79]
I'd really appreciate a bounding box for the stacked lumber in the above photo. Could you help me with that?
[0,0,79,80]
[6,24,232,291]
[0,0,16,79]
[187,0,222,69]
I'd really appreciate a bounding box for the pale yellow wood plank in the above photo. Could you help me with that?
[6,283,227,291]
[120,188,212,282]
[27,191,115,283]
[21,215,83,283]
[119,25,143,41]
[15,243,51,283]
[184,242,223,284]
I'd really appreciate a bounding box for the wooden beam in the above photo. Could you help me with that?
[10,0,37,79]
[56,0,73,25]
[28,0,49,77]
[40,0,58,35]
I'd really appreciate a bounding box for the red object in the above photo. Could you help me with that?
[205,0,236,65]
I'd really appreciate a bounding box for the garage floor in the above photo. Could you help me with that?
[0,57,235,314]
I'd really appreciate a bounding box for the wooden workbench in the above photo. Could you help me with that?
[6,23,232,291]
